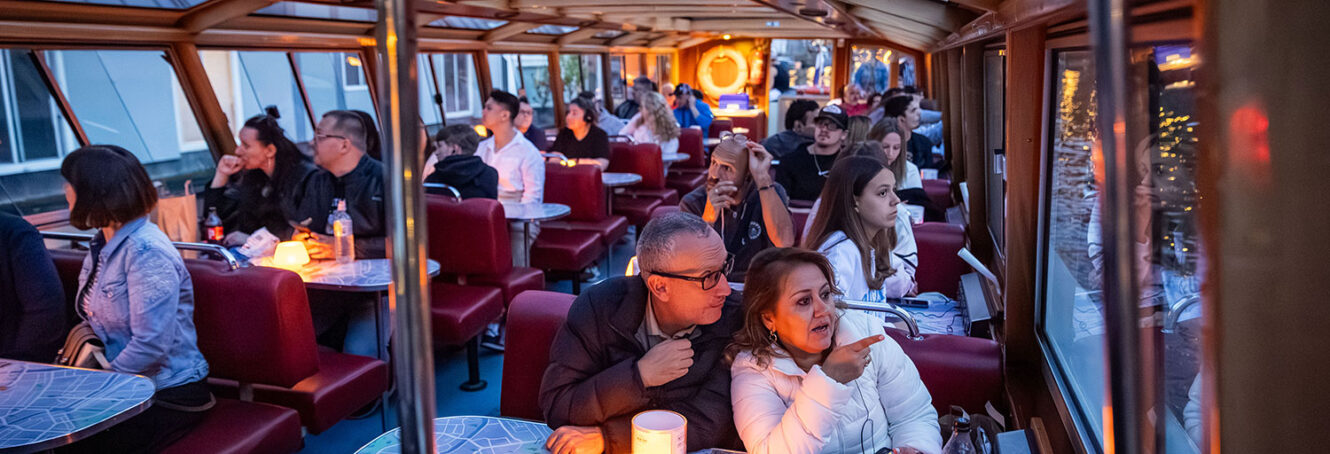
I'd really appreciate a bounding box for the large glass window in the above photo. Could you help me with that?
[253,2,375,22]
[418,53,481,131]
[293,52,376,121]
[769,39,834,95]
[560,54,603,102]
[850,45,892,95]
[0,49,81,215]
[488,53,554,130]
[200,50,315,143]
[1040,45,1203,453]
[984,49,1006,251]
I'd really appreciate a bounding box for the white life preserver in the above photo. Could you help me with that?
[697,46,748,100]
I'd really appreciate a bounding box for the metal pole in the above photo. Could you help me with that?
[374,0,435,452]
[1087,0,1144,452]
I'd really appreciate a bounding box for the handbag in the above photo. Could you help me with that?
[56,321,110,369]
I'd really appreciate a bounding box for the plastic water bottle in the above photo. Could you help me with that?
[941,413,977,454]
[204,207,224,245]
[330,199,355,264]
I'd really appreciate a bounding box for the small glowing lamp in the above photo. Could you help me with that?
[473,124,488,137]
[632,410,686,454]
[272,241,310,270]
[722,34,732,40]
[732,127,750,135]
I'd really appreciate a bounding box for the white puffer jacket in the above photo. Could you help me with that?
[730,311,942,454]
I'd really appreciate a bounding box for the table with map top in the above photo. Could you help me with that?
[355,415,553,453]
[0,359,155,453]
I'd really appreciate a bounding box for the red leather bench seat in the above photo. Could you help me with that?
[430,283,504,346]
[913,222,967,298]
[885,329,1003,415]
[500,291,577,421]
[160,398,303,454]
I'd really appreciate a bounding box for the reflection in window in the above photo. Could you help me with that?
[42,0,209,9]
[527,25,578,35]
[254,2,375,22]
[0,49,80,215]
[201,50,314,143]
[850,45,892,95]
[1040,46,1204,453]
[418,53,481,131]
[609,55,625,106]
[769,39,833,95]
[293,52,376,120]
[560,54,603,102]
[429,17,505,30]
[489,54,554,129]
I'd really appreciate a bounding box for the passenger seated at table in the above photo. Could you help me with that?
[838,83,871,117]
[775,105,848,202]
[727,248,941,454]
[680,134,794,282]
[579,90,625,136]
[549,96,611,169]
[300,109,388,260]
[203,108,322,245]
[614,75,655,120]
[540,212,743,454]
[761,99,819,159]
[517,97,549,151]
[882,95,940,171]
[805,156,916,302]
[477,89,545,266]
[424,124,498,199]
[800,143,918,267]
[672,83,714,132]
[0,212,65,362]
[622,91,681,156]
[59,145,213,453]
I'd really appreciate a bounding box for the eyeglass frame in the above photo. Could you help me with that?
[718,131,749,144]
[647,254,735,290]
[313,133,348,144]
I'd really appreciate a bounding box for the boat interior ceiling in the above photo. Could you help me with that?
[0,0,997,52]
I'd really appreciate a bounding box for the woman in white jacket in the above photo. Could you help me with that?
[727,247,941,454]
[804,155,916,302]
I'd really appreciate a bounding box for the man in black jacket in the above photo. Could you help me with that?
[0,212,66,362]
[303,109,387,259]
[425,124,498,199]
[540,212,743,453]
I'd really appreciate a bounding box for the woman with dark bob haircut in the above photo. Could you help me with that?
[204,107,323,244]
[60,145,213,453]
[727,247,940,454]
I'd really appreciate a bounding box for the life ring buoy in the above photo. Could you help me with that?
[698,46,748,100]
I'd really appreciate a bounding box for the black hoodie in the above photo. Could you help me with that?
[425,154,499,200]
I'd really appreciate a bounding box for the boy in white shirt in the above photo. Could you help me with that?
[476,90,545,266]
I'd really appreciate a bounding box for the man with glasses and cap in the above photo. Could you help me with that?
[775,104,848,202]
[680,134,794,282]
[540,212,744,454]
[672,83,714,132]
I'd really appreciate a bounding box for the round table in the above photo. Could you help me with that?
[0,359,155,452]
[355,416,551,453]
[662,152,690,164]
[703,138,721,148]
[602,172,643,216]
[502,202,572,267]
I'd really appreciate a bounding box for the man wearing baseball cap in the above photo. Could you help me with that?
[774,104,848,201]
[672,83,714,132]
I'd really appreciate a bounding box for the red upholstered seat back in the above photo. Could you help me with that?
[923,178,953,209]
[426,196,512,277]
[608,143,665,190]
[188,261,320,388]
[723,112,767,139]
[48,249,84,309]
[500,290,576,421]
[677,128,707,169]
[885,329,1003,415]
[543,163,605,222]
[708,118,733,138]
[913,222,967,297]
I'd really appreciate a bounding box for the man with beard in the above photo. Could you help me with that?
[774,105,848,202]
[679,134,794,282]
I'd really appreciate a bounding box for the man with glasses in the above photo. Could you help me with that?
[775,105,848,202]
[516,97,549,151]
[680,134,794,282]
[304,109,386,259]
[540,212,743,454]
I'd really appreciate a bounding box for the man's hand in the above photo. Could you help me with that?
[707,181,740,213]
[821,334,884,384]
[746,142,774,187]
[545,425,605,454]
[211,155,244,188]
[294,231,334,260]
[222,231,250,248]
[636,338,694,388]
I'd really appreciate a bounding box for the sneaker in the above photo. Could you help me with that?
[480,333,505,352]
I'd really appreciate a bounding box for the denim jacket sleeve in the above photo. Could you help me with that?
[111,243,186,375]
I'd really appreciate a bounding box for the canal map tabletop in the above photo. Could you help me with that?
[0,359,155,452]
[355,416,553,453]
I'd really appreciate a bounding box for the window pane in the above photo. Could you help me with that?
[254,2,375,22]
[293,52,376,121]
[41,0,209,9]
[984,50,1006,251]
[201,50,315,143]
[559,54,583,102]
[417,54,442,131]
[609,55,626,106]
[0,48,80,215]
[850,45,892,95]
[769,39,834,94]
[430,53,480,126]
[581,54,603,99]
[47,49,211,195]
[897,55,917,88]
[429,17,505,30]
[489,54,553,130]
[527,25,578,35]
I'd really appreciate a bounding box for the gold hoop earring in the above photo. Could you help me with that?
[766,329,778,345]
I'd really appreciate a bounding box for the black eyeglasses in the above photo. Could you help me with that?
[649,254,735,290]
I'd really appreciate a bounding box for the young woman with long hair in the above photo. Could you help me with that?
[622,91,681,155]
[868,119,922,191]
[727,247,940,454]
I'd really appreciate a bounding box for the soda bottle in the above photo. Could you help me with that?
[331,199,355,264]
[204,207,224,245]
[940,412,977,454]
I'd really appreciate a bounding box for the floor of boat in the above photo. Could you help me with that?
[299,229,639,452]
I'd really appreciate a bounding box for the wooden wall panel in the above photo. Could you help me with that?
[962,41,991,263]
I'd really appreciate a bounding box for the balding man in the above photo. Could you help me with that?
[680,135,794,282]
[540,212,743,454]
[303,109,386,259]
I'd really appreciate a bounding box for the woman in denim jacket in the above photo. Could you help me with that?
[60,145,212,453]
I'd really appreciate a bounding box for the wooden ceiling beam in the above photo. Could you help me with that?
[0,0,178,27]
[647,33,683,48]
[556,26,601,45]
[849,6,952,39]
[482,21,539,42]
[839,0,974,32]
[609,31,646,46]
[177,0,278,33]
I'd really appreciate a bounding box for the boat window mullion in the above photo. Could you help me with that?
[30,50,89,147]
